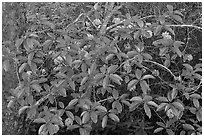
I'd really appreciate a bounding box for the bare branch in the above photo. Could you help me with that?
[166,24,202,31]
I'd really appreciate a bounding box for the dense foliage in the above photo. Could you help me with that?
[2,2,202,135]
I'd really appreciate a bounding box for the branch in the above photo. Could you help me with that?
[140,15,156,20]
[166,24,202,31]
[143,60,177,80]
[14,60,21,84]
[98,97,114,103]
[34,93,50,106]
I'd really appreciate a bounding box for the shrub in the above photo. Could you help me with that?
[3,2,202,135]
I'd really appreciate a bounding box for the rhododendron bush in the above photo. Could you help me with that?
[2,2,201,135]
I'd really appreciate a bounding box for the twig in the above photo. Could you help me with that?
[98,97,114,103]
[15,61,21,83]
[34,93,50,106]
[166,24,202,31]
[143,60,177,80]
[141,64,171,86]
[153,109,166,124]
[140,15,157,20]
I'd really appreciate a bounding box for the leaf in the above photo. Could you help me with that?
[59,87,67,97]
[142,74,155,80]
[140,80,149,94]
[144,103,151,118]
[127,79,138,90]
[26,38,34,49]
[109,74,122,85]
[156,103,168,111]
[159,47,168,56]
[196,109,202,121]
[147,101,158,108]
[42,40,53,51]
[156,122,166,128]
[75,116,82,125]
[14,85,25,98]
[183,63,193,71]
[102,115,108,128]
[19,106,30,115]
[66,111,75,120]
[58,101,64,108]
[129,101,142,111]
[136,19,144,28]
[42,21,55,29]
[106,54,115,61]
[28,52,35,65]
[156,97,168,102]
[33,118,46,123]
[167,5,173,13]
[68,99,78,107]
[3,60,10,72]
[95,105,107,112]
[66,54,72,66]
[31,84,42,92]
[130,96,143,102]
[167,91,173,102]
[174,10,184,16]
[94,73,104,80]
[154,127,164,133]
[65,117,73,127]
[90,111,98,123]
[82,111,90,124]
[183,124,195,130]
[90,62,96,74]
[55,72,66,78]
[115,101,122,113]
[69,81,75,91]
[172,14,183,23]
[31,83,42,92]
[142,53,152,60]
[47,124,59,135]
[193,98,200,108]
[164,25,175,35]
[79,128,89,135]
[166,129,174,135]
[27,95,33,105]
[172,101,184,111]
[7,100,14,108]
[112,90,119,99]
[30,62,37,74]
[127,51,137,58]
[171,88,178,100]
[38,124,47,135]
[108,113,119,122]
[135,69,142,79]
[48,94,55,104]
[37,78,47,83]
[154,25,162,36]
[15,38,24,49]
[133,31,141,40]
[107,65,118,74]
[103,75,109,89]
[81,77,88,85]
[173,44,182,57]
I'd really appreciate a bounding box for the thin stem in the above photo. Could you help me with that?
[143,60,177,80]
[34,93,50,106]
[153,109,166,124]
[98,97,114,103]
[166,24,202,31]
[15,61,21,83]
